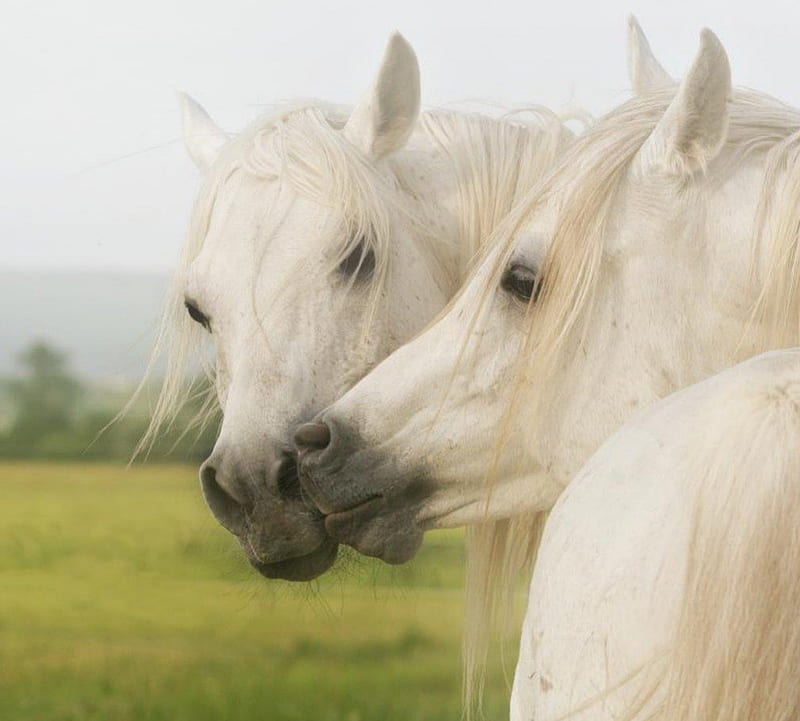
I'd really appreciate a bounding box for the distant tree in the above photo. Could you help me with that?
[6,341,83,452]
[0,340,217,461]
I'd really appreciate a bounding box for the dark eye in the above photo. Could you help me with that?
[338,237,376,282]
[501,264,541,304]
[184,300,211,331]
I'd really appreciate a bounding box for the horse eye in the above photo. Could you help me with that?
[184,300,211,331]
[338,238,376,282]
[501,264,541,304]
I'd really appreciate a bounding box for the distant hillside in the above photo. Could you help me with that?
[0,270,170,383]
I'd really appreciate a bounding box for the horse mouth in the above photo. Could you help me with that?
[248,537,339,582]
[323,495,384,538]
[323,495,423,564]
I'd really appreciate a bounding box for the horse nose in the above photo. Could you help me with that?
[294,421,331,451]
[199,460,248,535]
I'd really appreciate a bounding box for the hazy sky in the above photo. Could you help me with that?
[4,0,800,272]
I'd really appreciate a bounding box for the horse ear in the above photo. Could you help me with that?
[179,93,228,171]
[627,16,673,94]
[343,32,421,158]
[637,29,731,176]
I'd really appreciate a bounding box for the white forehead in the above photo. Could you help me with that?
[186,180,331,299]
[184,106,410,300]
[182,112,350,279]
[181,109,405,313]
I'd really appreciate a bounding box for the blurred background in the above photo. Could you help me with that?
[3,0,800,718]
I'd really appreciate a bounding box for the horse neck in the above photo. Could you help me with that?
[538,152,776,484]
[398,110,568,297]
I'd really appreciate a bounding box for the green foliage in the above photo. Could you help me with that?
[0,341,217,461]
[0,462,512,721]
[5,342,83,446]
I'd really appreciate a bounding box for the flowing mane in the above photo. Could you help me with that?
[417,108,574,287]
[652,351,800,721]
[128,101,573,457]
[462,86,800,710]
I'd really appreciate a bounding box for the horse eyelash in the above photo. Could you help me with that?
[501,264,541,304]
[338,237,376,282]
[184,300,211,331]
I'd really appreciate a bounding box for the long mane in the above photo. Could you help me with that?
[461,86,800,712]
[652,350,800,721]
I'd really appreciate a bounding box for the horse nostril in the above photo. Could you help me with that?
[294,422,331,451]
[200,463,247,535]
[272,452,302,501]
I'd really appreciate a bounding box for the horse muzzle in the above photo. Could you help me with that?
[199,445,336,580]
[295,418,428,564]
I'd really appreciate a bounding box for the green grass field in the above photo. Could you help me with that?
[0,462,509,720]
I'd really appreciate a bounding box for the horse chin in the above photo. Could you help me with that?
[248,537,339,582]
[324,496,424,565]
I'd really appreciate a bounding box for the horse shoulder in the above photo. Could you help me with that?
[513,420,691,721]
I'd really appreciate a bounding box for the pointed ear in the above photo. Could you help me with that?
[637,29,731,176]
[343,32,421,158]
[627,16,673,94]
[179,93,228,171]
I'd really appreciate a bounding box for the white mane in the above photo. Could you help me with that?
[654,355,800,721]
[462,86,800,711]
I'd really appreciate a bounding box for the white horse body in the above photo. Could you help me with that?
[514,348,800,721]
[142,32,573,580]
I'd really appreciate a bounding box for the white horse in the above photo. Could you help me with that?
[515,348,800,721]
[295,21,800,705]
[136,33,573,581]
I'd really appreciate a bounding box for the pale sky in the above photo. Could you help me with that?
[3,0,800,272]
